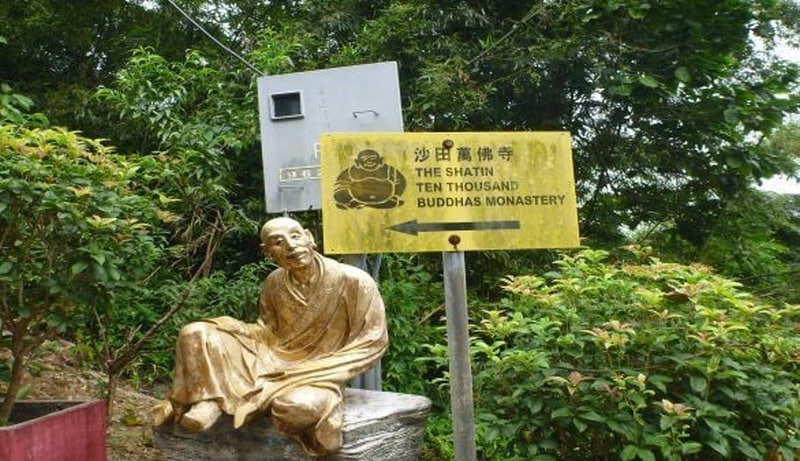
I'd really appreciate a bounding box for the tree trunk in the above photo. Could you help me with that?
[0,350,29,423]
[105,371,119,421]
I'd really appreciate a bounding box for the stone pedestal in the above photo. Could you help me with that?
[153,389,432,461]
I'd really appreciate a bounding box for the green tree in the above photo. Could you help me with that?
[8,1,800,250]
[0,0,222,128]
[638,188,800,303]
[0,122,165,422]
[84,38,299,274]
[768,121,800,161]
[237,0,800,247]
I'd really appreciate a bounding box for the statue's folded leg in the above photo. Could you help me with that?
[167,318,263,429]
[270,385,344,456]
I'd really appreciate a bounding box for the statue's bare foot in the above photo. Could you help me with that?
[152,400,174,426]
[180,401,222,432]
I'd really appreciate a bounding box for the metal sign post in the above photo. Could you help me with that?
[442,249,477,461]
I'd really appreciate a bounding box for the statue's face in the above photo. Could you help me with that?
[260,218,314,270]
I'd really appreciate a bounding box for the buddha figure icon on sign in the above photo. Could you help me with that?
[333,148,406,209]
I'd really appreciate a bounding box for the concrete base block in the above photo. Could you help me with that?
[1,400,107,461]
[153,389,432,460]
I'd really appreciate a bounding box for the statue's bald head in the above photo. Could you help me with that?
[259,217,317,268]
[260,217,304,243]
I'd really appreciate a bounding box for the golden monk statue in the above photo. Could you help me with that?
[152,217,388,456]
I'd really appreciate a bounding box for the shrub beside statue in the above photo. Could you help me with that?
[0,123,164,423]
[424,248,799,460]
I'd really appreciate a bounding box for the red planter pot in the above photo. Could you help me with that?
[0,400,106,461]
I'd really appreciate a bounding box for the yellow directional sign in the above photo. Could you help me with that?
[320,132,580,253]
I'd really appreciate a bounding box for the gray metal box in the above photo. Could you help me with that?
[257,62,404,212]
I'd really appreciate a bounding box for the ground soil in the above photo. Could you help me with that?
[1,340,166,461]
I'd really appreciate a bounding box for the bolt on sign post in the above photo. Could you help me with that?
[320,132,581,461]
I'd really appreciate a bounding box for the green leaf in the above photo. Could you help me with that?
[638,74,660,88]
[681,442,703,454]
[703,418,723,433]
[15,383,31,399]
[538,439,559,450]
[778,446,794,461]
[532,456,557,461]
[90,252,106,265]
[528,399,544,414]
[674,66,691,82]
[71,261,89,276]
[621,445,638,461]
[92,263,108,283]
[690,375,707,393]
[551,407,573,418]
[0,261,12,275]
[723,107,739,123]
[609,85,632,96]
[725,156,743,168]
[607,419,630,435]
[637,448,656,461]
[649,374,672,393]
[579,411,605,423]
[627,8,646,19]
[573,418,588,433]
[736,441,760,459]
[708,439,730,457]
[659,414,672,431]
[108,266,121,281]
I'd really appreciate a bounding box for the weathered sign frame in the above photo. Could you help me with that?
[320,131,580,254]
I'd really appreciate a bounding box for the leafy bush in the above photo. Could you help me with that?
[421,247,798,460]
[73,259,276,388]
[376,254,459,459]
[643,189,800,303]
[0,123,165,421]
[380,254,447,397]
[700,190,800,302]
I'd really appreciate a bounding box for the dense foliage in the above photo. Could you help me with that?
[0,122,165,421]
[174,1,800,246]
[641,188,800,303]
[4,1,800,247]
[0,0,222,127]
[410,248,799,460]
[1,2,800,459]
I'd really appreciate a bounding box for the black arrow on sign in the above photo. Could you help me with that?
[388,219,520,236]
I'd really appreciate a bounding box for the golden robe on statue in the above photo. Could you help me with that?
[166,253,388,455]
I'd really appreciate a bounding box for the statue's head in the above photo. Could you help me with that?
[259,217,317,270]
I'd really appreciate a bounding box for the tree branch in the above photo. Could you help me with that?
[105,214,225,376]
